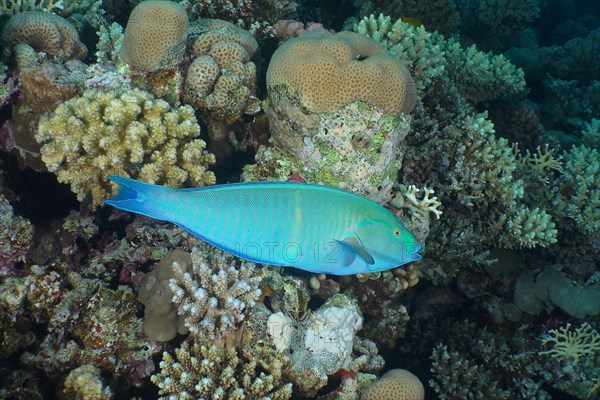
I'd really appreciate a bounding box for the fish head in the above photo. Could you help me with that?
[355,216,423,267]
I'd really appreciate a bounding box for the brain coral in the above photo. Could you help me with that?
[266,30,416,115]
[120,0,189,71]
[1,11,87,60]
[35,88,216,207]
[361,369,425,400]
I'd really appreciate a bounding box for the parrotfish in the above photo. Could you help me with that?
[105,175,423,275]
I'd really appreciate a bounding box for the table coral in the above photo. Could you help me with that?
[151,338,292,399]
[267,29,416,115]
[120,1,189,72]
[35,88,216,208]
[1,11,87,60]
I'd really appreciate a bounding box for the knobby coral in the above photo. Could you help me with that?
[35,88,216,207]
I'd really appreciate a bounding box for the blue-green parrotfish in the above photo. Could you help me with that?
[105,175,423,275]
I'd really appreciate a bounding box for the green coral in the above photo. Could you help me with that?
[553,145,600,237]
[355,14,526,102]
[35,88,216,208]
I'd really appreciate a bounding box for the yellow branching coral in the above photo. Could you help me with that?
[36,88,216,207]
[540,322,600,365]
[151,339,292,400]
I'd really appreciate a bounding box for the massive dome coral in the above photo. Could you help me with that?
[120,0,189,71]
[266,30,416,115]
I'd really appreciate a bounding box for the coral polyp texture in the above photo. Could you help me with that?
[1,11,87,59]
[267,29,416,115]
[120,0,189,72]
[35,88,216,207]
[360,368,425,400]
[151,339,292,399]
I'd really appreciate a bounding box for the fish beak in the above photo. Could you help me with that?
[410,243,424,261]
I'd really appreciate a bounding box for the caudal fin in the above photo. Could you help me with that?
[105,175,173,221]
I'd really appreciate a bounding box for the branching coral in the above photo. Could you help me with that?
[169,246,263,340]
[35,88,216,207]
[355,14,525,102]
[151,339,292,399]
[540,322,600,366]
[551,145,600,237]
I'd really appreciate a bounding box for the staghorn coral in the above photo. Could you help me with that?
[266,29,416,115]
[151,338,292,399]
[243,102,411,203]
[35,88,216,208]
[169,245,263,340]
[466,0,540,48]
[0,194,33,276]
[428,320,551,399]
[120,0,189,72]
[1,11,87,60]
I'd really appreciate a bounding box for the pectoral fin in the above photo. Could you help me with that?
[336,237,375,265]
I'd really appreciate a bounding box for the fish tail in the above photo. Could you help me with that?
[105,174,174,221]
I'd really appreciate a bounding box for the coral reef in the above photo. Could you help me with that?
[2,11,87,59]
[21,273,161,387]
[180,0,298,34]
[0,194,33,275]
[120,1,189,72]
[267,29,416,115]
[243,102,411,203]
[268,293,364,396]
[35,88,216,207]
[151,338,292,399]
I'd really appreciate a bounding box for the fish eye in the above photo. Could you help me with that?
[393,228,401,237]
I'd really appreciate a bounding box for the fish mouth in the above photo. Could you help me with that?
[410,243,424,261]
